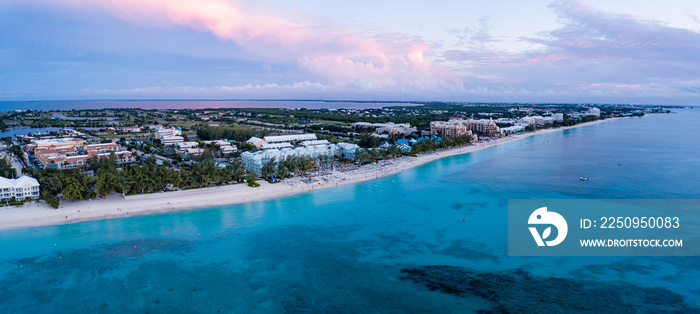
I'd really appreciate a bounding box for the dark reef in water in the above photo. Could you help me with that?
[400,265,699,313]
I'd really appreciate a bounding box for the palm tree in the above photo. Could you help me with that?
[277,162,290,178]
[261,157,277,180]
[300,157,314,175]
[228,159,246,182]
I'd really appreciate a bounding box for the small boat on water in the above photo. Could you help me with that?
[580,177,589,181]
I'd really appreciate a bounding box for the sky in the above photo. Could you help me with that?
[1,0,700,104]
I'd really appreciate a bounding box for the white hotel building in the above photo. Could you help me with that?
[0,176,40,201]
[241,143,359,175]
[263,134,318,143]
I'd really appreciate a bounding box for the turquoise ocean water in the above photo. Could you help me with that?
[1,109,699,312]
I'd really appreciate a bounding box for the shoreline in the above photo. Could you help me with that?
[0,118,618,231]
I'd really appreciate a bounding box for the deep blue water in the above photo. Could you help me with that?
[1,109,699,312]
[0,100,415,111]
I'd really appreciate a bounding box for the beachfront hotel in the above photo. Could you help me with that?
[430,119,472,138]
[587,107,601,117]
[246,133,319,150]
[241,143,359,175]
[28,138,134,170]
[430,118,503,138]
[352,122,417,136]
[0,176,40,202]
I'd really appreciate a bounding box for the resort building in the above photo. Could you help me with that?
[241,143,359,175]
[34,142,134,169]
[301,140,331,147]
[177,141,199,151]
[552,113,564,122]
[84,143,119,154]
[203,140,238,155]
[60,151,135,170]
[220,145,238,154]
[246,137,266,148]
[161,136,185,146]
[0,176,40,201]
[62,155,90,169]
[431,118,501,138]
[263,134,317,144]
[430,119,470,138]
[175,142,202,156]
[520,116,546,127]
[261,143,294,150]
[26,138,84,151]
[500,124,528,134]
[587,107,601,117]
[155,126,182,138]
[376,125,417,136]
[352,122,417,136]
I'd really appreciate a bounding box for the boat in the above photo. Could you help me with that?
[580,177,589,181]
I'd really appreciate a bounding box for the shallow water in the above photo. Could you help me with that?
[1,109,699,312]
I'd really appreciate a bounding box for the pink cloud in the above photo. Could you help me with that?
[299,44,455,91]
[65,0,309,49]
[55,0,449,92]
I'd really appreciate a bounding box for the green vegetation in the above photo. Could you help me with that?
[28,154,249,207]
[353,134,473,165]
[0,159,16,178]
[1,103,670,208]
[246,174,260,187]
[259,155,317,181]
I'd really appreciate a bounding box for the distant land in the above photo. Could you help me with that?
[0,100,692,112]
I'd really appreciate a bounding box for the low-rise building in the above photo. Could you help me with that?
[161,136,184,146]
[34,143,133,169]
[261,143,294,150]
[155,126,182,138]
[246,137,266,148]
[353,122,417,136]
[84,143,119,154]
[263,134,317,143]
[27,138,84,151]
[0,176,40,201]
[203,140,238,155]
[501,124,528,134]
[301,140,331,147]
[520,116,546,127]
[241,143,359,175]
[177,141,199,150]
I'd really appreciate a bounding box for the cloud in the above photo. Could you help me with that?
[528,0,700,64]
[45,0,450,93]
[437,0,700,103]
[4,0,700,104]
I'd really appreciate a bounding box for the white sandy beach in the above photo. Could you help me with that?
[0,119,615,231]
